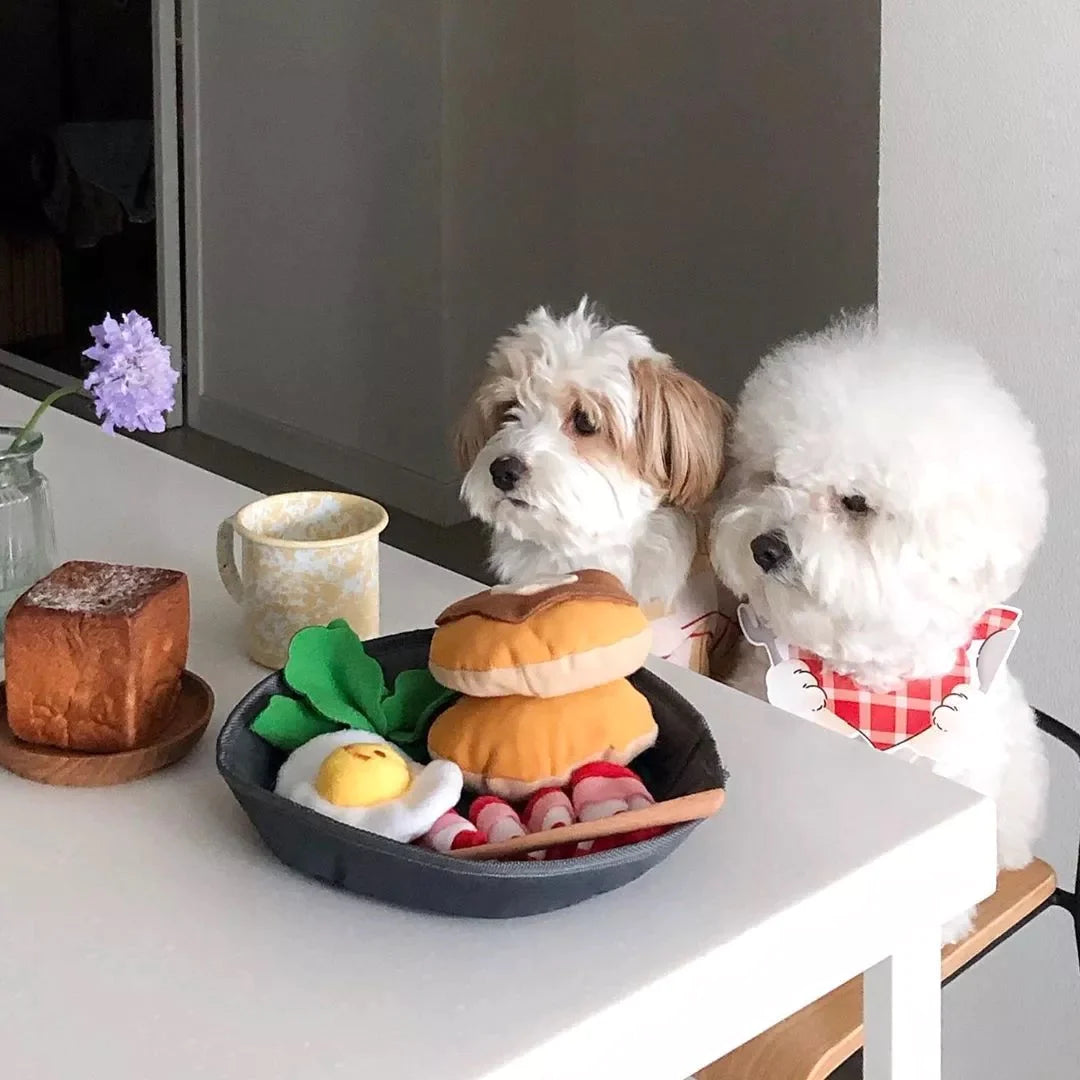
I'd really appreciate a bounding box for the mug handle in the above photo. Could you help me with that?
[217,515,243,603]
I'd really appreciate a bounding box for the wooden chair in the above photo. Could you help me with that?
[697,711,1080,1080]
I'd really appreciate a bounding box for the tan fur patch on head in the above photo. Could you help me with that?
[630,358,731,509]
[453,377,512,471]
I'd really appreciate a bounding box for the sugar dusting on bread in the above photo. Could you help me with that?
[25,561,184,616]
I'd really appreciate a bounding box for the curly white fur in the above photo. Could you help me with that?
[710,312,1048,943]
[456,300,728,610]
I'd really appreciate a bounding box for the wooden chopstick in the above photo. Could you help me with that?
[447,788,725,861]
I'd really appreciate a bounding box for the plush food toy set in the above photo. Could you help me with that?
[249,618,454,760]
[252,571,713,861]
[274,729,464,843]
[427,571,658,799]
[422,760,668,859]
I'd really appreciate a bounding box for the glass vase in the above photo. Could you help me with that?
[0,426,56,642]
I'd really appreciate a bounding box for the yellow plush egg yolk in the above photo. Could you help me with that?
[314,744,412,807]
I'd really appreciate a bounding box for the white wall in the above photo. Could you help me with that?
[187,1,458,517]
[438,1,578,445]
[571,0,880,400]
[186,1,878,524]
[441,0,879,416]
[879,2,1080,1075]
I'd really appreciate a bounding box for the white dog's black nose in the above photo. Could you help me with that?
[751,530,792,573]
[490,455,527,492]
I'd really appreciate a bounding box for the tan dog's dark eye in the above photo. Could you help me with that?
[841,494,871,514]
[571,407,598,436]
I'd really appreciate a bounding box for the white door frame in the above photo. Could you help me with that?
[178,0,203,431]
[153,0,184,427]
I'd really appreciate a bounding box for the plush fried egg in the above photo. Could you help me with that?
[275,730,464,842]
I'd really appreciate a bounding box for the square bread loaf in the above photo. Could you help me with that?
[6,561,190,752]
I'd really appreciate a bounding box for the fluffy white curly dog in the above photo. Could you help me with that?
[456,301,730,668]
[710,313,1048,942]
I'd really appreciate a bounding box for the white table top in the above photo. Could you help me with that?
[0,388,997,1080]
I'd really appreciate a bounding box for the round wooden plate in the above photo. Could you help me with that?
[0,671,214,787]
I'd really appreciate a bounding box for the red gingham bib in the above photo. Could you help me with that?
[779,608,1021,749]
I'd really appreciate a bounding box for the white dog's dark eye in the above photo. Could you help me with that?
[841,494,871,514]
[571,407,598,436]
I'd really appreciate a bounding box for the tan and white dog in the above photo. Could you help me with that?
[456,300,735,675]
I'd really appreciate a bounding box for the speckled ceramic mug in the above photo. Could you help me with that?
[217,491,389,668]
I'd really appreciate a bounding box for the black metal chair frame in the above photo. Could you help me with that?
[836,711,1080,1080]
[945,710,1080,981]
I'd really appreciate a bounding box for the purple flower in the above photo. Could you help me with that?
[82,311,179,434]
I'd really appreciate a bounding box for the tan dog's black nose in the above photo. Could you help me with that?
[490,455,527,492]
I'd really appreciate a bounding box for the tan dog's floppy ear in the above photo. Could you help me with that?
[632,358,730,509]
[453,379,503,471]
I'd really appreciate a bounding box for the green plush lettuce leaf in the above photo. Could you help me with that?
[250,619,455,759]
[283,619,387,731]
[380,669,457,761]
[250,694,342,752]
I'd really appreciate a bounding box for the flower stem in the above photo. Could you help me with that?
[8,385,82,452]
